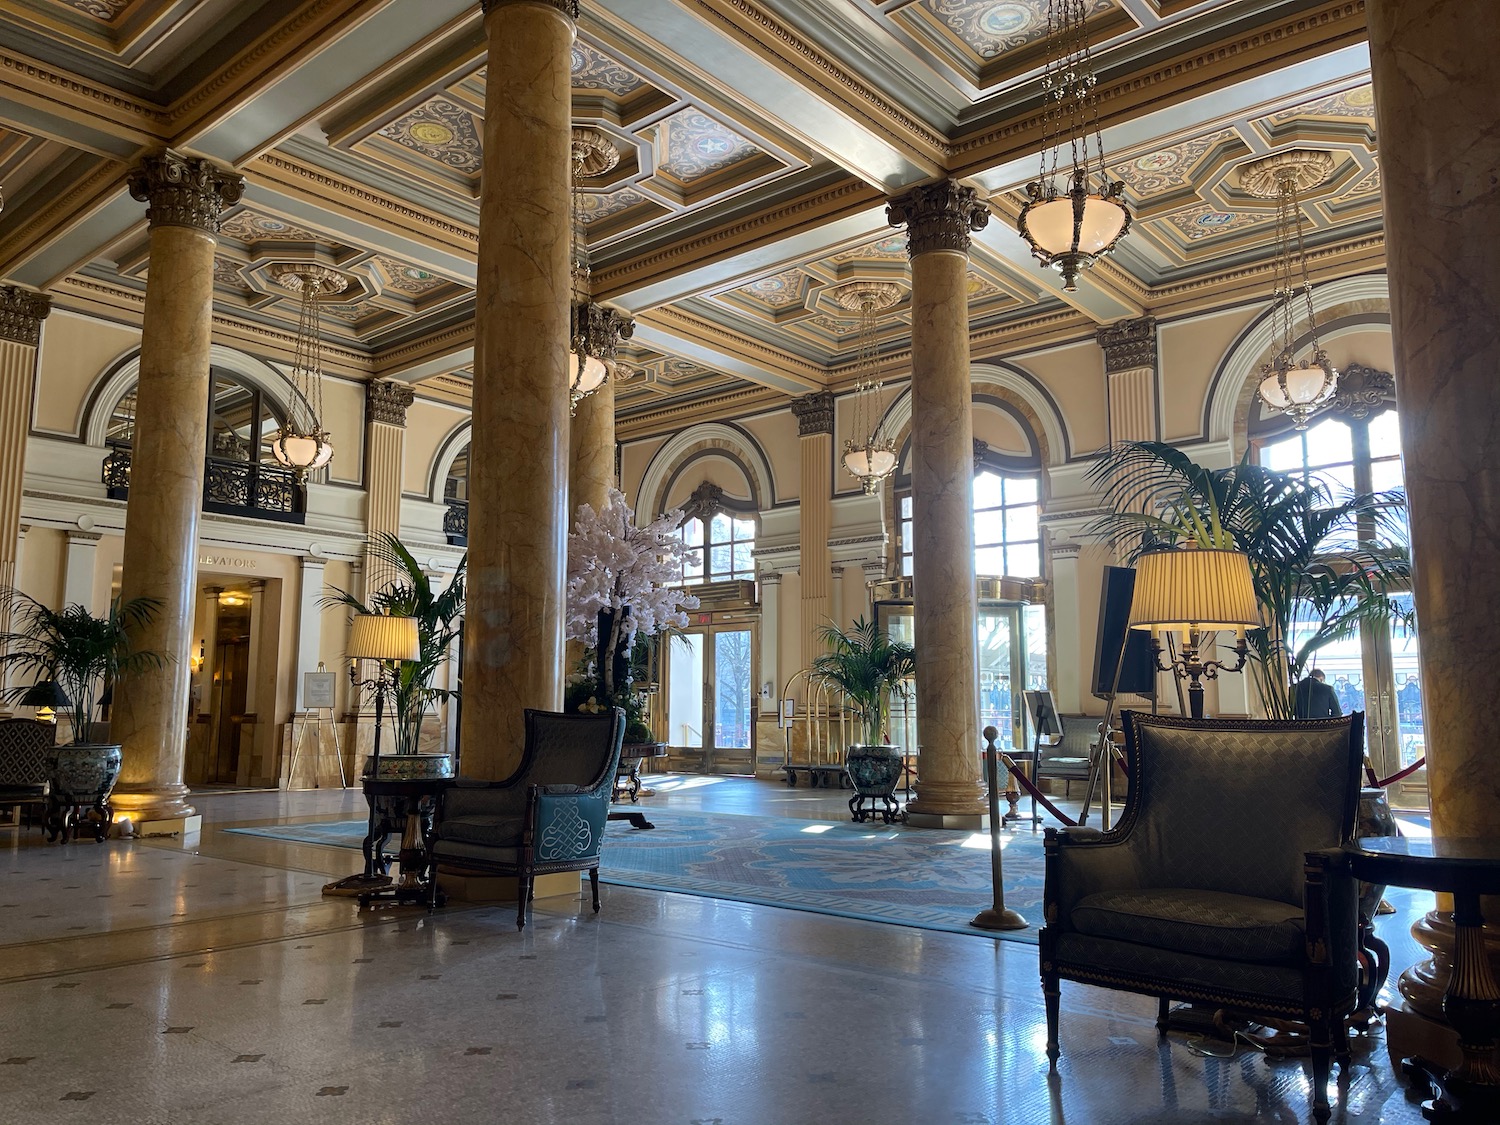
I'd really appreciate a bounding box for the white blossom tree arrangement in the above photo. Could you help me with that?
[565,487,700,741]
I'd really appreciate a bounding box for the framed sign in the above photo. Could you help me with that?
[779,697,796,729]
[1024,690,1062,746]
[303,671,337,710]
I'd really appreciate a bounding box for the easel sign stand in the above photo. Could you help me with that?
[287,664,345,789]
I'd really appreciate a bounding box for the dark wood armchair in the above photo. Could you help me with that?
[1039,710,1365,1124]
[429,708,624,929]
[0,717,55,829]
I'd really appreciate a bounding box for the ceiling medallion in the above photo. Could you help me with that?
[1239,149,1338,430]
[268,263,347,479]
[569,126,633,412]
[1016,0,1131,292]
[837,282,901,495]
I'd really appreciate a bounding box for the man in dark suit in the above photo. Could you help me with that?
[1293,668,1342,718]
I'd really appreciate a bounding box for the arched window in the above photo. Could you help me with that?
[676,481,756,585]
[897,442,1043,580]
[102,369,304,523]
[1251,363,1421,778]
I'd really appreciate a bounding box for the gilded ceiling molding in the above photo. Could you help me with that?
[167,0,367,127]
[1097,317,1158,375]
[367,380,416,427]
[0,49,170,127]
[616,386,782,436]
[679,0,948,162]
[251,154,478,248]
[590,178,880,297]
[127,154,245,232]
[791,390,834,436]
[1148,234,1386,303]
[641,306,824,386]
[0,159,121,279]
[886,181,989,257]
[0,287,52,347]
[948,0,1368,171]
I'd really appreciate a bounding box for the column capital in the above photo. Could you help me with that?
[757,570,783,588]
[791,390,835,436]
[127,153,245,233]
[66,529,102,545]
[887,180,989,257]
[0,286,52,346]
[1096,316,1158,375]
[366,380,416,427]
[480,0,577,16]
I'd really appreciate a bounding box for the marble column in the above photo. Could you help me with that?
[111,153,244,830]
[463,0,575,780]
[888,181,989,827]
[1048,540,1083,713]
[830,564,846,632]
[1368,0,1500,1049]
[0,289,50,600]
[792,392,834,674]
[364,380,414,596]
[569,368,616,521]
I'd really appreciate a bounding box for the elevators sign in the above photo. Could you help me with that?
[303,672,337,710]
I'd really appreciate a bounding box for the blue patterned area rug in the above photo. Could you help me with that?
[227,809,1046,943]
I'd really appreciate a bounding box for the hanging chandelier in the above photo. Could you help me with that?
[1017,0,1130,292]
[268,263,344,479]
[1239,150,1338,430]
[569,127,634,413]
[836,282,901,494]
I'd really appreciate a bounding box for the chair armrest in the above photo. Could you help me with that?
[530,787,610,863]
[1305,847,1360,1002]
[1043,826,1146,929]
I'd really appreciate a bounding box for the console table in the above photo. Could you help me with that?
[1346,836,1500,1122]
[356,774,455,908]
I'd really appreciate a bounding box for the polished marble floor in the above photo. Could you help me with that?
[0,777,1437,1124]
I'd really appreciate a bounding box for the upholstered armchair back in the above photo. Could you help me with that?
[1121,712,1363,907]
[520,710,624,793]
[0,717,55,787]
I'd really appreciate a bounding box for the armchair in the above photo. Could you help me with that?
[1039,710,1364,1124]
[0,717,55,829]
[429,708,624,929]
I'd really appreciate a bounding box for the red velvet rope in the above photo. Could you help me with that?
[1365,756,1426,789]
[1001,756,1080,827]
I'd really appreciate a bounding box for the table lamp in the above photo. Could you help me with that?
[1127,545,1260,719]
[20,680,71,723]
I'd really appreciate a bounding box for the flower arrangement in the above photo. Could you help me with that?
[566,487,700,741]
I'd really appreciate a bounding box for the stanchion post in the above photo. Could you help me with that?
[972,725,1028,932]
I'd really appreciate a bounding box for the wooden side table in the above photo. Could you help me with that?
[357,775,455,908]
[1346,836,1500,1122]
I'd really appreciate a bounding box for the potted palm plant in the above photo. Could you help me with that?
[322,534,465,768]
[811,616,916,809]
[0,589,164,841]
[1087,440,1412,718]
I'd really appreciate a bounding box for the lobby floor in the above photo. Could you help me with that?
[1,777,1436,1124]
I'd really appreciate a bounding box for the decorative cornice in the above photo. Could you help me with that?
[481,0,578,15]
[367,381,416,427]
[681,0,947,160]
[0,287,52,346]
[791,390,835,436]
[0,50,170,126]
[127,154,245,233]
[1097,317,1158,375]
[887,181,989,257]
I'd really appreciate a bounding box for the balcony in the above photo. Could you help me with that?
[444,498,467,546]
[102,448,306,524]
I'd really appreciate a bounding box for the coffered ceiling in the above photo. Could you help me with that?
[0,0,1385,423]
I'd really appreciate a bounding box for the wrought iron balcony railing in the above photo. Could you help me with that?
[101,448,306,525]
[444,498,468,546]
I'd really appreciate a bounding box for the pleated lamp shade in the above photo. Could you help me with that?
[1128,547,1261,632]
[347,614,421,662]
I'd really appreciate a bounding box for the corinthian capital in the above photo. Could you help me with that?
[0,286,52,346]
[367,381,416,428]
[887,180,990,257]
[127,153,245,233]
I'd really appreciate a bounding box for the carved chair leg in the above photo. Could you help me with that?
[1044,978,1061,1070]
[1309,1013,1333,1123]
[1157,997,1171,1036]
[516,875,530,931]
[589,867,600,912]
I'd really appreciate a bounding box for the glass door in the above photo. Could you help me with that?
[665,627,755,775]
